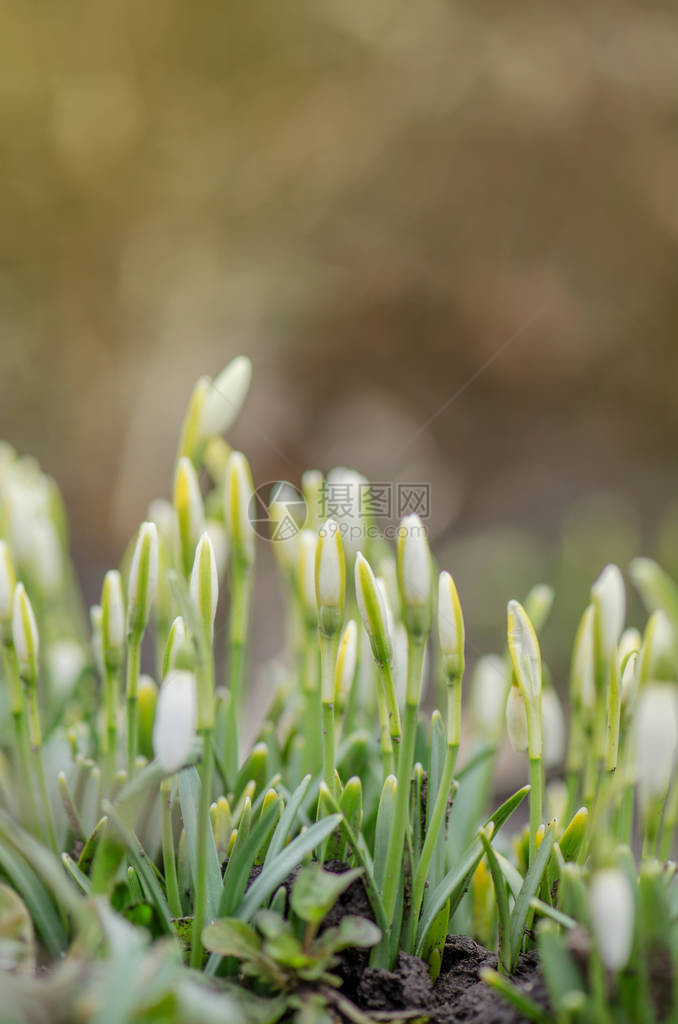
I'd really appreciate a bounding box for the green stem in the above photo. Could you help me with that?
[191,727,214,968]
[126,640,141,778]
[528,756,543,864]
[375,684,395,779]
[104,667,119,794]
[225,563,251,788]
[11,709,39,834]
[319,632,339,796]
[26,692,58,855]
[161,779,182,919]
[301,629,322,776]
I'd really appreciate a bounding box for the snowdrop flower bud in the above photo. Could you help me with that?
[397,515,432,637]
[101,570,125,672]
[470,654,509,740]
[297,530,318,628]
[224,451,255,565]
[153,670,198,774]
[199,356,252,439]
[634,682,678,801]
[174,456,205,576]
[571,605,595,710]
[506,685,529,752]
[591,564,625,663]
[618,627,642,666]
[301,470,324,531]
[507,600,542,757]
[620,651,638,707]
[523,583,555,636]
[127,522,159,642]
[629,557,678,621]
[334,619,358,709]
[637,610,677,687]
[163,616,188,675]
[589,868,634,971]
[315,519,345,637]
[12,582,39,683]
[541,687,565,767]
[90,604,104,678]
[355,553,391,665]
[0,541,16,622]
[438,571,465,682]
[324,467,368,557]
[269,496,301,573]
[205,519,228,580]
[190,533,219,636]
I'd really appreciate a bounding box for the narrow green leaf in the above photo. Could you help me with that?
[219,801,281,917]
[510,822,556,967]
[102,800,173,934]
[62,853,92,895]
[178,767,222,922]
[480,828,511,972]
[264,775,311,866]
[0,839,67,956]
[374,776,397,892]
[536,921,584,1011]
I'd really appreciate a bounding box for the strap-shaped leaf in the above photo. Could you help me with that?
[264,775,311,867]
[0,837,67,956]
[102,800,173,933]
[510,822,555,967]
[178,767,222,921]
[219,800,281,916]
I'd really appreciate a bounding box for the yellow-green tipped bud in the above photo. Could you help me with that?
[355,553,391,666]
[397,515,431,637]
[163,616,188,677]
[127,522,158,642]
[153,669,197,774]
[137,674,158,759]
[224,451,255,565]
[0,541,16,623]
[190,532,219,636]
[335,619,358,709]
[507,600,542,757]
[213,796,233,862]
[315,519,345,637]
[174,456,205,576]
[591,564,625,663]
[101,569,125,672]
[438,571,465,681]
[506,685,529,752]
[637,610,677,686]
[199,356,252,439]
[297,529,318,629]
[12,583,38,683]
[269,497,301,573]
[301,470,324,531]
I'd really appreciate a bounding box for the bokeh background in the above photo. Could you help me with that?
[3,0,678,680]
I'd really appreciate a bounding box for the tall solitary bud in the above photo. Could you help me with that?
[591,564,625,664]
[190,533,219,637]
[224,451,255,565]
[315,520,345,638]
[199,356,252,439]
[174,456,205,576]
[397,515,431,637]
[101,570,125,672]
[127,522,159,643]
[153,670,198,774]
[12,582,39,683]
[355,552,392,666]
[588,868,634,971]
[438,571,465,682]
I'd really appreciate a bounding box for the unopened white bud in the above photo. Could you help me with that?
[101,569,125,669]
[174,457,205,574]
[0,541,16,621]
[153,670,198,774]
[397,515,431,610]
[506,685,529,752]
[335,619,358,707]
[316,520,345,635]
[190,532,219,635]
[438,571,465,680]
[199,356,252,439]
[591,564,625,660]
[634,682,678,800]
[324,467,368,557]
[205,519,229,580]
[12,582,39,682]
[301,470,324,531]
[224,451,255,564]
[354,553,391,665]
[269,495,302,571]
[541,687,565,767]
[127,522,159,640]
[637,610,676,686]
[589,868,634,971]
[163,616,188,675]
[507,600,542,706]
[571,605,595,710]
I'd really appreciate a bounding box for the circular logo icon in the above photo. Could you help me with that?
[248,481,308,541]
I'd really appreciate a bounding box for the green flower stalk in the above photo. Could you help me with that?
[174,456,205,578]
[12,582,57,854]
[297,529,321,775]
[379,516,431,959]
[507,599,543,863]
[566,604,595,814]
[126,521,158,778]
[223,451,255,787]
[315,519,346,796]
[101,569,124,791]
[355,552,401,775]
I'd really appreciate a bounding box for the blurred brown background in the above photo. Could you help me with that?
[2,1,678,670]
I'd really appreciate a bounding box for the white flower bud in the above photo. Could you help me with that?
[153,670,198,774]
[397,515,432,610]
[541,687,565,767]
[0,541,16,621]
[12,582,39,681]
[571,605,595,710]
[634,682,678,800]
[174,456,205,574]
[324,467,368,557]
[190,532,219,635]
[315,520,345,634]
[438,571,465,680]
[297,530,318,626]
[506,685,529,752]
[589,868,634,971]
[355,553,391,665]
[269,495,302,571]
[47,638,86,699]
[507,600,542,705]
[376,579,395,643]
[101,570,125,664]
[224,451,255,564]
[470,654,509,740]
[334,619,358,707]
[127,522,159,641]
[620,652,637,707]
[199,356,252,439]
[591,564,625,660]
[163,615,188,675]
[205,519,229,580]
[618,627,642,666]
[637,610,676,686]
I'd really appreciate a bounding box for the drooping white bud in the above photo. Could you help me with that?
[541,687,565,767]
[174,456,205,575]
[12,582,39,682]
[127,522,159,641]
[354,553,391,666]
[269,494,302,572]
[199,356,253,439]
[0,541,16,621]
[634,682,678,800]
[588,868,634,971]
[438,571,465,680]
[190,532,219,635]
[591,564,625,661]
[315,519,345,635]
[153,670,198,774]
[506,685,529,752]
[223,451,255,564]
